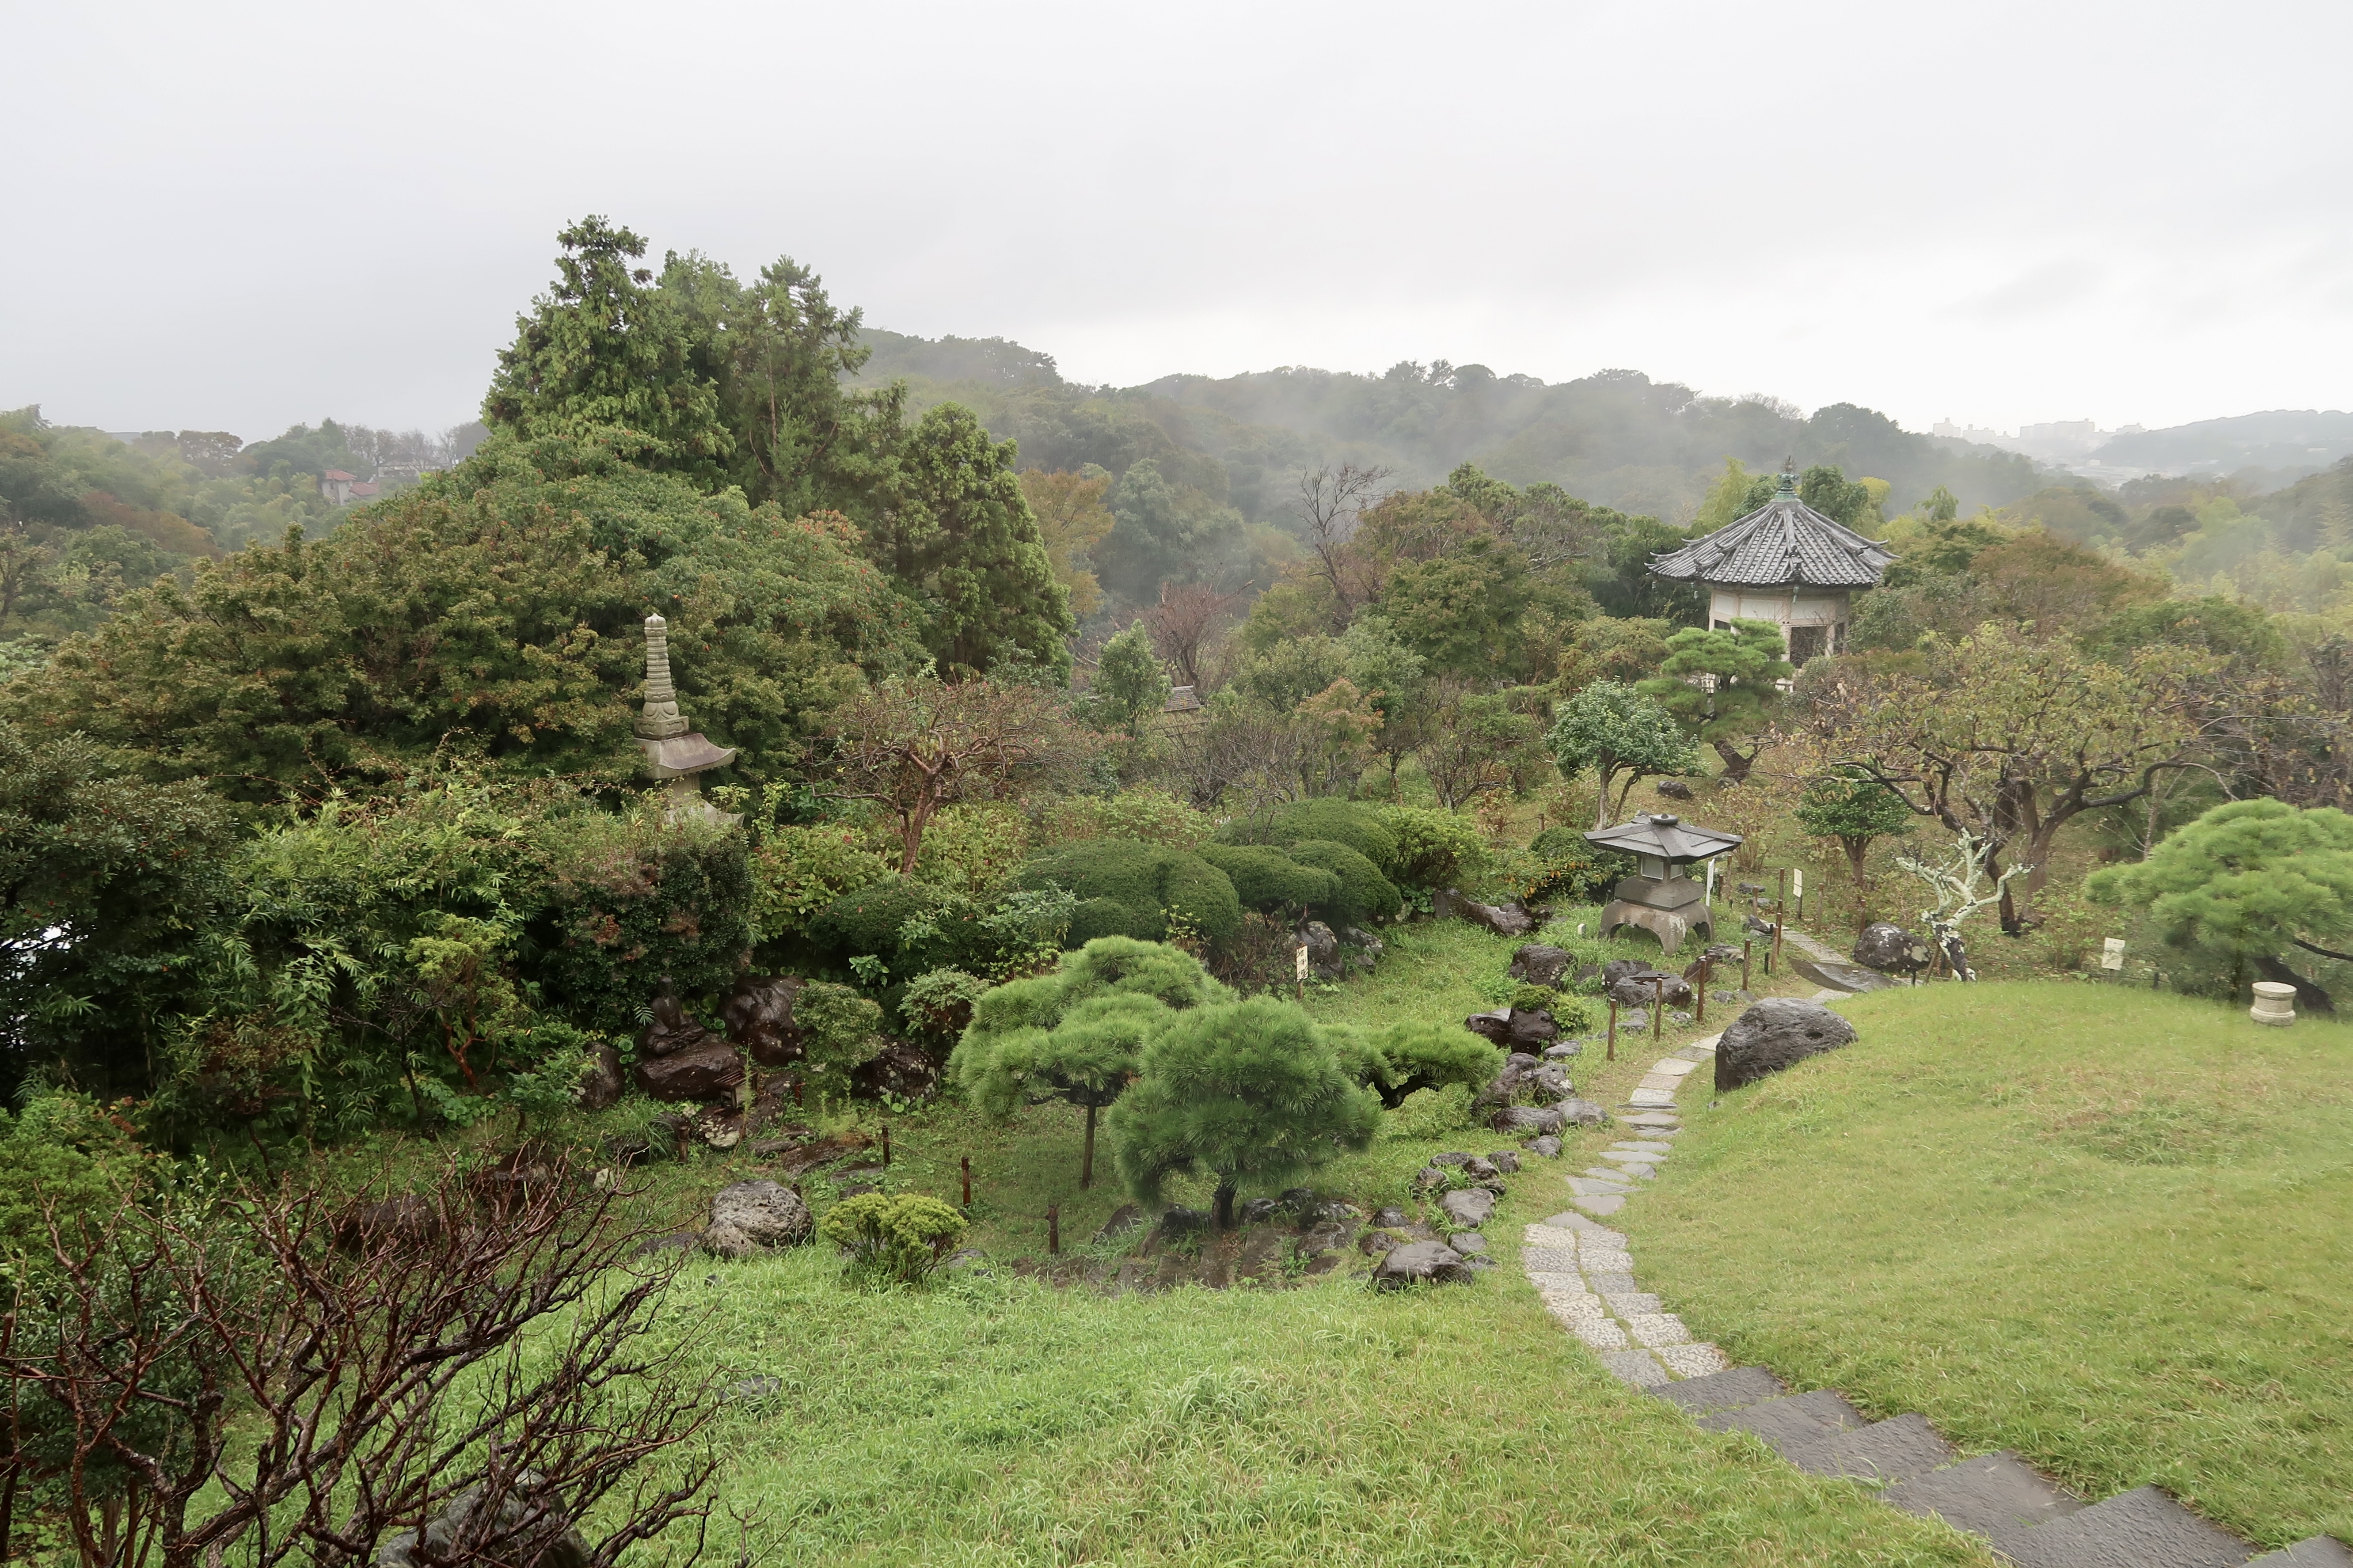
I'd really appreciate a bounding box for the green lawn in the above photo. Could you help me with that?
[1623,981,2353,1549]
[580,916,2007,1566]
[653,1248,1996,1567]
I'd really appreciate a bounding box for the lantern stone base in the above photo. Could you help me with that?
[2250,980,2296,1027]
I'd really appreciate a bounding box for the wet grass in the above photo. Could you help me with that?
[1623,981,2353,1549]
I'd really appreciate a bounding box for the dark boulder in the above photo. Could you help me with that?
[1370,1205,1413,1228]
[1477,1052,1573,1107]
[1654,778,1695,800]
[1484,1150,1521,1175]
[1433,888,1538,938]
[1094,1203,1147,1245]
[1464,1007,1559,1052]
[1372,1240,1475,1288]
[638,987,716,1059]
[723,974,807,1067]
[574,1043,624,1111]
[1558,1098,1606,1127]
[1506,944,1575,987]
[1439,1188,1496,1228]
[1461,1155,1499,1181]
[1522,1135,1564,1158]
[333,1196,441,1255]
[1714,999,1859,1092]
[1854,922,1929,975]
[1607,969,1694,1009]
[850,1038,939,1101]
[633,1043,744,1102]
[1491,1104,1567,1135]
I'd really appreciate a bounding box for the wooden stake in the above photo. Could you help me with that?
[1695,958,1708,1025]
[1742,939,1752,992]
[881,1123,891,1167]
[1654,975,1665,1031]
[1047,1204,1061,1256]
[793,1078,804,1108]
[960,1155,972,1208]
[1607,998,1617,1061]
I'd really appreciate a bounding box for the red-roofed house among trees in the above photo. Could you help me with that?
[318,470,380,506]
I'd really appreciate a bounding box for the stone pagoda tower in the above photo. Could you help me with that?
[635,614,739,825]
[1646,459,1895,664]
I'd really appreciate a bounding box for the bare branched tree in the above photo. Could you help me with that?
[0,1154,718,1568]
[1292,464,1391,626]
[1895,828,2026,980]
[1140,582,1245,690]
[828,677,1099,871]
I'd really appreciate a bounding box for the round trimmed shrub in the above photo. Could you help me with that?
[1217,799,1400,877]
[1196,843,1342,916]
[1015,839,1241,947]
[1287,839,1403,929]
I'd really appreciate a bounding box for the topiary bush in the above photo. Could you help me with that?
[1520,826,1634,903]
[1352,1019,1504,1109]
[1196,844,1342,918]
[795,981,886,1097]
[1287,839,1403,929]
[819,1192,969,1284]
[1377,806,1490,891]
[1218,800,1400,877]
[1014,839,1242,948]
[810,874,943,971]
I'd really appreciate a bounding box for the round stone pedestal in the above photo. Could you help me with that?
[2250,980,2296,1027]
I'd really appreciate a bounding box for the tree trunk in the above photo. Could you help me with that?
[1081,1104,1097,1189]
[1711,738,1756,785]
[2255,953,2335,1014]
[1213,1179,1236,1231]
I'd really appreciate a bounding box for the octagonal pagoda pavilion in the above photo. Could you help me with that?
[1646,459,1895,663]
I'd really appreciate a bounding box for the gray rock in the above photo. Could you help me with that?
[633,1042,745,1102]
[1490,1104,1566,1135]
[1711,989,1750,1006]
[1448,1230,1489,1254]
[1342,927,1386,960]
[1506,943,1575,987]
[376,1476,589,1568]
[1558,1098,1607,1126]
[1411,1166,1451,1193]
[634,1230,701,1258]
[1542,1039,1584,1060]
[1654,778,1694,800]
[1854,921,1929,975]
[1155,1205,1211,1239]
[1299,920,1344,982]
[1522,1135,1564,1158]
[1371,1240,1475,1288]
[1484,1150,1521,1174]
[1461,1156,1499,1181]
[705,1181,812,1258]
[1370,1205,1413,1228]
[1608,969,1694,1009]
[1714,998,1859,1092]
[1477,1052,1572,1107]
[1431,1150,1473,1166]
[1669,1010,1692,1026]
[722,973,807,1066]
[1438,1188,1497,1228]
[1239,1197,1283,1224]
[1094,1203,1146,1244]
[1433,888,1538,938]
[1619,1010,1650,1033]
[574,1043,624,1110]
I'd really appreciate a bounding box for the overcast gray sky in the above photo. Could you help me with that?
[8,0,2348,443]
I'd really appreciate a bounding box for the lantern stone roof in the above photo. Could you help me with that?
[1584,812,1742,865]
[1648,460,1896,590]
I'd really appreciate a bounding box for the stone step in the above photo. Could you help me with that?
[2247,1539,2353,1566]
[1999,1485,2254,1568]
[1776,1412,1957,1486]
[1648,1364,1787,1415]
[1697,1388,1869,1449]
[1883,1450,2086,1554]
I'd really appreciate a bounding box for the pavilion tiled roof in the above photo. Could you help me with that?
[1648,468,1896,590]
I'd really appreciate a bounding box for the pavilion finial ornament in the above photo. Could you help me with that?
[1776,455,1798,495]
[635,615,739,826]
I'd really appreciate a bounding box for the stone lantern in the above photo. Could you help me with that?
[1584,812,1743,955]
[635,614,740,826]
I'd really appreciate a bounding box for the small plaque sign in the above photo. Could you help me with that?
[2101,937,2126,971]
[1295,944,1311,980]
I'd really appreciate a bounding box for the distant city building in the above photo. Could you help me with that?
[1646,459,1894,663]
[318,469,380,506]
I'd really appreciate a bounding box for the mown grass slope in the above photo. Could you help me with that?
[1625,982,2353,1549]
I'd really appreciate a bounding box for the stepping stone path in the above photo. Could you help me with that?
[1522,1026,2349,1566]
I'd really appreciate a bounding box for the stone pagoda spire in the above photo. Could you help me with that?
[635,615,739,825]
